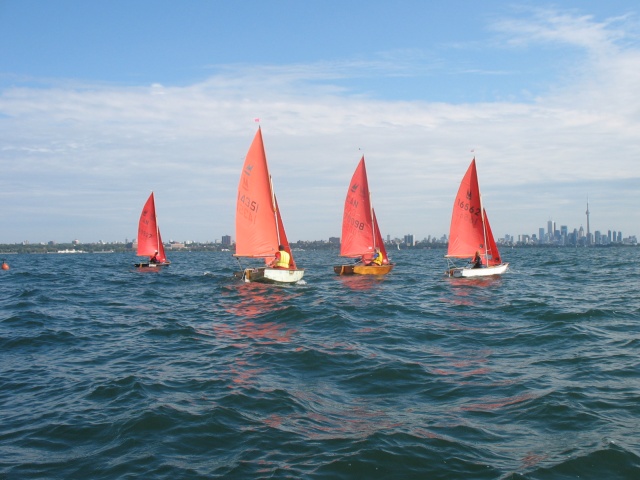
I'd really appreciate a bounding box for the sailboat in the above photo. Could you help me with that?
[334,156,394,275]
[234,127,304,284]
[445,158,508,278]
[135,192,170,268]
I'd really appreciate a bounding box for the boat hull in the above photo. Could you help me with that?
[134,261,171,268]
[240,267,305,284]
[448,263,509,278]
[334,264,395,276]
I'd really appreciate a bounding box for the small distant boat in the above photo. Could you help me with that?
[334,156,394,275]
[234,127,304,284]
[135,192,170,268]
[445,158,508,278]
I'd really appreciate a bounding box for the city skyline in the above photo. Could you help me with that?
[8,208,636,247]
[2,2,640,243]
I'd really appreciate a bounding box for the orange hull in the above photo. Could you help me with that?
[334,264,394,276]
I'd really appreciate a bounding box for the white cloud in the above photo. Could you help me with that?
[510,9,638,53]
[1,8,639,243]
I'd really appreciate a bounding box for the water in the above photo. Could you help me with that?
[1,248,639,479]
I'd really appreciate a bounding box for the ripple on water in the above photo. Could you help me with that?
[1,249,639,478]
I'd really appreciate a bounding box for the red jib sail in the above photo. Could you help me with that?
[137,192,167,263]
[447,158,486,259]
[372,208,389,264]
[340,156,375,258]
[156,230,167,264]
[235,127,295,267]
[274,194,296,268]
[483,209,502,266]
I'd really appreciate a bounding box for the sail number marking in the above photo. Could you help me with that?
[238,194,260,223]
[345,213,365,230]
[240,195,259,213]
[457,200,480,215]
[457,199,481,226]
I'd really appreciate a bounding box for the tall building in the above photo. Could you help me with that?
[547,220,553,241]
[585,198,591,245]
[569,229,578,245]
[560,225,568,236]
[221,235,231,246]
[404,234,414,246]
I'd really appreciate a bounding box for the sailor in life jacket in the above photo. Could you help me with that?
[271,245,291,269]
[369,248,383,266]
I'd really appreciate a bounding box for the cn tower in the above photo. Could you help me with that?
[586,198,591,245]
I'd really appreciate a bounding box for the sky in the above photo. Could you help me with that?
[1,0,639,244]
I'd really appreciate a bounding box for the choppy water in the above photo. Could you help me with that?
[1,248,639,479]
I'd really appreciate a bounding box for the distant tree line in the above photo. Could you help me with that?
[2,237,634,255]
[0,242,229,254]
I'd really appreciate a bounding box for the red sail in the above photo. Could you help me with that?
[483,209,502,266]
[447,159,486,259]
[156,229,167,263]
[235,128,280,258]
[372,209,389,264]
[137,192,160,257]
[340,156,375,258]
[274,194,296,268]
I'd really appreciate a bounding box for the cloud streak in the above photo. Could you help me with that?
[1,7,639,244]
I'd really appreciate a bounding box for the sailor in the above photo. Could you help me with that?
[370,248,383,266]
[471,251,483,268]
[270,245,291,268]
[150,251,159,263]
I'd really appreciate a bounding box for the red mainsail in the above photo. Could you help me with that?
[447,159,486,259]
[235,127,295,266]
[137,192,167,262]
[340,156,375,258]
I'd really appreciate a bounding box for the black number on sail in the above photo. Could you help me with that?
[346,214,365,231]
[240,195,259,213]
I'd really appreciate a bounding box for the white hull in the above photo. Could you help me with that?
[449,263,509,278]
[242,267,305,284]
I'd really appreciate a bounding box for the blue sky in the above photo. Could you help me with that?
[1,1,639,244]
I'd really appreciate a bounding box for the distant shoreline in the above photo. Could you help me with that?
[0,242,636,255]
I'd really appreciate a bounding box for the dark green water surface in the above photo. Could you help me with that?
[1,248,639,479]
